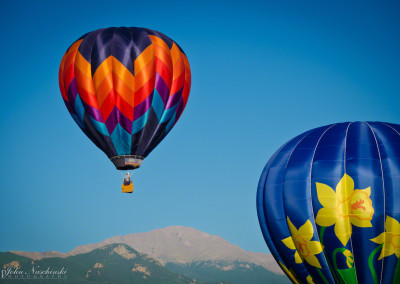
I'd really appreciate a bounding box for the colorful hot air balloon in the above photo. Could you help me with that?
[58,27,191,177]
[257,122,400,284]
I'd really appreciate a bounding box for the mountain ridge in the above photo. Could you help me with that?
[10,226,282,275]
[2,243,289,283]
[2,243,197,283]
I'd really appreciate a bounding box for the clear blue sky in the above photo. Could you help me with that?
[0,1,399,254]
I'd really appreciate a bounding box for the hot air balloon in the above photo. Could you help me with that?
[257,122,400,284]
[58,27,191,192]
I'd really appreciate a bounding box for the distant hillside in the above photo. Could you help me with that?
[12,226,283,274]
[7,226,289,283]
[1,244,195,283]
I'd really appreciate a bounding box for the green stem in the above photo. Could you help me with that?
[332,248,344,271]
[319,227,342,284]
[332,248,346,284]
[393,256,400,284]
[319,226,326,244]
[368,244,383,284]
[317,268,329,284]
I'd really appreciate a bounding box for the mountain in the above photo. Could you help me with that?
[8,226,289,283]
[12,226,282,273]
[1,244,196,283]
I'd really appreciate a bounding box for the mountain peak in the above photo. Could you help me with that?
[11,226,282,274]
[103,226,249,264]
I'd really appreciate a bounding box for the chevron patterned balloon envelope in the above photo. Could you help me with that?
[59,27,191,170]
[257,122,400,284]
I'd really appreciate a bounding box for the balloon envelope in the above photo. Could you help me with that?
[257,122,400,284]
[59,27,191,170]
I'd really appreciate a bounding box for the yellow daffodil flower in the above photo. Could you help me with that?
[282,236,302,264]
[315,173,374,246]
[343,249,354,268]
[282,217,324,268]
[370,216,400,260]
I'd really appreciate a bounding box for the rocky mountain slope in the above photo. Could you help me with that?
[1,244,195,283]
[11,226,282,275]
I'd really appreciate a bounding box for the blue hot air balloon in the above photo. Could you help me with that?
[257,122,400,284]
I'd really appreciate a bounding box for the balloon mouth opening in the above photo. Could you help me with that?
[111,155,144,170]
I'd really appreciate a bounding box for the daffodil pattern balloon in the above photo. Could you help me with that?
[257,122,400,284]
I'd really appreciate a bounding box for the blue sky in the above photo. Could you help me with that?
[0,1,399,254]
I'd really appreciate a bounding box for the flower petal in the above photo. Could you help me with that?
[359,186,371,196]
[386,216,400,233]
[381,247,395,260]
[391,233,400,250]
[315,208,338,227]
[343,249,354,268]
[343,249,353,257]
[350,217,372,228]
[294,251,303,264]
[316,182,337,208]
[282,236,296,250]
[298,220,314,241]
[336,174,354,202]
[378,248,386,260]
[308,241,323,255]
[304,254,322,269]
[334,218,352,246]
[370,232,385,244]
[392,235,400,255]
[287,216,298,236]
[349,189,374,224]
